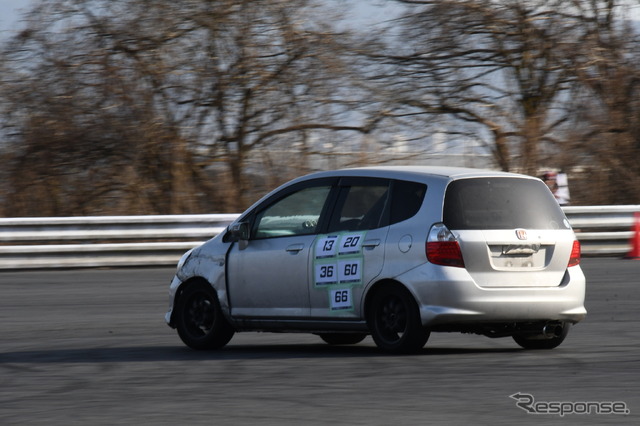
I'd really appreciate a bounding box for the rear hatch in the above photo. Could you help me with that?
[443,176,574,288]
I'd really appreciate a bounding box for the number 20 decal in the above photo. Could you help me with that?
[339,233,364,255]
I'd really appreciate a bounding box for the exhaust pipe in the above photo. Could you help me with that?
[542,322,563,339]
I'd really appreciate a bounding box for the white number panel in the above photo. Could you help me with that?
[338,233,365,255]
[329,287,353,311]
[338,259,362,284]
[315,235,339,259]
[314,262,338,286]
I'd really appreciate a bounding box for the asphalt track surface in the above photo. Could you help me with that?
[0,258,638,425]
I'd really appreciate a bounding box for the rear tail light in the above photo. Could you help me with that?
[426,223,465,268]
[568,240,581,267]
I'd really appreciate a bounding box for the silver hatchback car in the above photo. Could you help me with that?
[165,166,586,353]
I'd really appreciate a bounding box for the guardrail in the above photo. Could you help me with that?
[0,214,239,269]
[0,206,638,269]
[562,206,638,256]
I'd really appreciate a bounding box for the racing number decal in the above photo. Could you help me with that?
[338,259,361,283]
[314,232,366,312]
[315,262,338,285]
[315,235,339,258]
[314,232,364,260]
[339,234,363,255]
[314,232,365,287]
[330,288,352,311]
[315,259,362,286]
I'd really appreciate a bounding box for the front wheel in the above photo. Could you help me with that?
[175,282,235,350]
[368,284,430,354]
[513,323,571,350]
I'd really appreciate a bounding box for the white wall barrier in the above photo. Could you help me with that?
[0,207,638,269]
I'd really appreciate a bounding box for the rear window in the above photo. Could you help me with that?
[443,177,570,230]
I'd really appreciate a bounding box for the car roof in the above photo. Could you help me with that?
[300,166,536,182]
[237,166,541,222]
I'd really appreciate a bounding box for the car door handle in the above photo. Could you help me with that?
[363,239,381,249]
[286,243,305,253]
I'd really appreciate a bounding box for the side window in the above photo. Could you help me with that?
[253,185,332,239]
[328,182,390,232]
[390,180,427,224]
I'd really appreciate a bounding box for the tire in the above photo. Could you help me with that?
[513,323,571,350]
[175,282,235,350]
[318,333,367,345]
[368,284,430,354]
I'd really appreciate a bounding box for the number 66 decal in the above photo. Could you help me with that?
[330,288,352,311]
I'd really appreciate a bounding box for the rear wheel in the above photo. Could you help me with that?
[369,284,430,353]
[513,323,571,350]
[318,333,367,345]
[175,282,235,350]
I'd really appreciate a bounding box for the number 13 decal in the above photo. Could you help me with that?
[315,235,339,258]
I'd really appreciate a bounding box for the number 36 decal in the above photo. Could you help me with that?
[315,263,337,285]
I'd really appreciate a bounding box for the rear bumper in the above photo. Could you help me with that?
[400,264,587,327]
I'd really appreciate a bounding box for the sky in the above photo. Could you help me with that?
[0,0,401,40]
[2,1,639,38]
[0,0,32,38]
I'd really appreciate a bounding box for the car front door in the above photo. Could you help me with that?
[227,180,335,318]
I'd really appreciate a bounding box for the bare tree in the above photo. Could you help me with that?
[1,0,209,215]
[3,0,638,215]
[363,0,593,175]
[561,0,640,204]
[0,0,370,216]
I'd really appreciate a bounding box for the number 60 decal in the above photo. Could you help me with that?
[338,259,362,283]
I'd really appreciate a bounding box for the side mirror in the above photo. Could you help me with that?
[226,221,250,242]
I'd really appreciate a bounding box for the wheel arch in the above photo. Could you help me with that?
[364,279,416,327]
[170,276,229,327]
[364,278,430,353]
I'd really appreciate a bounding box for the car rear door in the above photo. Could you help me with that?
[309,177,390,318]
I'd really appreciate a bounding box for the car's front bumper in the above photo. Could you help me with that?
[164,274,182,328]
